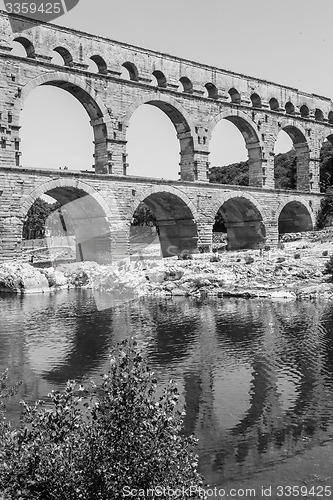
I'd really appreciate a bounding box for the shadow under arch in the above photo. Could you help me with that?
[20,178,114,264]
[131,186,198,257]
[207,109,264,187]
[212,194,266,250]
[277,119,310,191]
[124,94,196,181]
[277,199,314,234]
[20,72,112,173]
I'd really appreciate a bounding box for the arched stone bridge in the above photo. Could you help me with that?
[0,11,329,262]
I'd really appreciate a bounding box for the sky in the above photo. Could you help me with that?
[3,0,333,178]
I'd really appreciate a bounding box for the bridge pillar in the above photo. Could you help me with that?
[0,216,23,260]
[196,220,213,251]
[157,219,198,257]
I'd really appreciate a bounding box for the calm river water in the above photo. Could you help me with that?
[1,290,333,486]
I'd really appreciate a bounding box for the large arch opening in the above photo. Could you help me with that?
[274,125,310,191]
[213,197,265,250]
[126,102,192,180]
[319,136,333,192]
[22,186,112,265]
[20,75,109,173]
[20,86,95,171]
[274,130,296,189]
[278,202,313,234]
[130,192,197,257]
[209,115,262,187]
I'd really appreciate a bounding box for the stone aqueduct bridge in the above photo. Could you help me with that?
[0,11,331,261]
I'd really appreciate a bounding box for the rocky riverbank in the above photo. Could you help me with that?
[1,231,333,300]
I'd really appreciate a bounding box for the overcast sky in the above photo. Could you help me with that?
[3,0,333,177]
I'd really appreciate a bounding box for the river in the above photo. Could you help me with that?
[1,289,333,487]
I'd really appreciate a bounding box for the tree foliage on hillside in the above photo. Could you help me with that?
[274,149,297,190]
[209,161,249,186]
[320,140,333,192]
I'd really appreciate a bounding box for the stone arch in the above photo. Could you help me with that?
[269,97,280,111]
[51,45,74,66]
[20,178,114,264]
[205,83,218,99]
[89,55,108,74]
[210,192,266,250]
[250,93,262,108]
[130,185,198,257]
[124,94,196,181]
[13,36,36,58]
[122,61,139,81]
[276,197,315,234]
[20,72,112,174]
[275,118,310,191]
[207,108,265,187]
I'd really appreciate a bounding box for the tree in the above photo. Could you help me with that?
[274,149,297,190]
[22,198,59,240]
[132,202,156,226]
[0,339,205,499]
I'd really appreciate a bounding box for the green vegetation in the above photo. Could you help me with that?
[23,198,75,240]
[316,188,333,229]
[209,160,249,186]
[131,202,156,226]
[0,339,204,500]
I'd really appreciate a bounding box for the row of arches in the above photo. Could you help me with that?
[10,37,333,122]
[21,180,315,263]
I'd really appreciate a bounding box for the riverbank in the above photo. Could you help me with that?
[1,231,333,300]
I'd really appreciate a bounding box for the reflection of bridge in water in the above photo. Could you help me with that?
[1,11,332,262]
[1,293,333,481]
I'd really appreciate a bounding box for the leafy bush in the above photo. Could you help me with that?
[324,254,333,275]
[316,188,333,229]
[178,250,193,260]
[323,250,329,257]
[210,254,220,263]
[0,340,205,499]
[244,256,255,265]
[294,253,301,259]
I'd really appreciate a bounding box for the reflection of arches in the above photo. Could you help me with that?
[20,179,113,264]
[131,186,198,257]
[277,199,314,233]
[124,94,195,180]
[208,109,264,187]
[20,72,111,173]
[13,36,35,58]
[211,194,266,250]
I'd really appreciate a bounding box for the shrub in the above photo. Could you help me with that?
[276,257,286,263]
[210,254,220,263]
[244,256,255,265]
[324,254,333,275]
[294,253,301,259]
[0,340,205,500]
[323,250,329,257]
[178,250,193,260]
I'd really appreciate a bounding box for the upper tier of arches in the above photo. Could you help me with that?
[7,32,333,124]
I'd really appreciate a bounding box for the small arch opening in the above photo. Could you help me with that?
[51,47,73,66]
[205,83,218,99]
[122,61,139,81]
[250,93,262,108]
[328,111,333,124]
[229,88,241,104]
[153,70,167,88]
[315,108,324,121]
[269,97,279,111]
[12,37,35,58]
[88,55,107,74]
[180,77,193,93]
[278,201,313,234]
[300,105,309,118]
[285,102,295,115]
